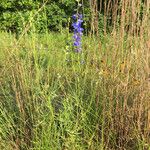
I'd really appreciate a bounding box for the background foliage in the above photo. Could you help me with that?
[0,0,147,34]
[0,0,91,33]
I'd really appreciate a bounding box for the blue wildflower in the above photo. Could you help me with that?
[72,14,77,20]
[72,13,83,53]
[79,14,83,19]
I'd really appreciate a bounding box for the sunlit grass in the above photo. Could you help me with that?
[0,29,149,150]
[0,0,150,149]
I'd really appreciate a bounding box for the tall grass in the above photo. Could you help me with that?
[0,0,150,149]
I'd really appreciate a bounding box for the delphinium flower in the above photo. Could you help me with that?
[72,13,83,53]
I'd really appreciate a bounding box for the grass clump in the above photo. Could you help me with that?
[0,31,149,150]
[0,0,150,149]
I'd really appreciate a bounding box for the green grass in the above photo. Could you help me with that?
[0,31,150,150]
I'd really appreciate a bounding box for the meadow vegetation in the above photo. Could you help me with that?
[0,0,150,149]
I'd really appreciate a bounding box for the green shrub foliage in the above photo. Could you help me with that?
[0,0,91,33]
[0,0,146,34]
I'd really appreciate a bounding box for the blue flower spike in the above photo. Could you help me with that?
[72,13,83,53]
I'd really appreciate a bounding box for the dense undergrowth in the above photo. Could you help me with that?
[0,31,149,149]
[0,0,150,150]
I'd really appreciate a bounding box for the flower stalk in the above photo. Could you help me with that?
[72,6,83,53]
